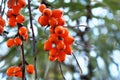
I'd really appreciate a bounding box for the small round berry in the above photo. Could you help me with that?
[6,66,15,76]
[19,26,28,36]
[43,8,52,17]
[39,4,46,12]
[14,37,22,46]
[7,38,14,48]
[52,9,63,18]
[16,14,25,23]
[26,64,34,74]
[14,66,22,78]
[38,15,49,26]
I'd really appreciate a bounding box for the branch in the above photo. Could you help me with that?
[27,0,37,79]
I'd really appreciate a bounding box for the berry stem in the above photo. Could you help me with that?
[58,62,66,80]
[20,42,26,80]
[72,52,83,75]
[27,0,37,79]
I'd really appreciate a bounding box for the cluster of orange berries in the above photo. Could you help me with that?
[0,16,5,34]
[6,64,34,78]
[6,0,28,47]
[38,4,74,62]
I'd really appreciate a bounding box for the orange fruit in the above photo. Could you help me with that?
[49,55,57,62]
[38,15,49,26]
[57,51,66,62]
[7,38,14,48]
[6,66,15,76]
[0,16,5,27]
[43,8,52,17]
[64,45,73,55]
[57,18,65,26]
[16,14,25,23]
[64,36,74,45]
[49,48,57,57]
[52,9,63,18]
[39,4,46,12]
[19,26,28,36]
[17,0,26,8]
[14,66,22,78]
[55,26,64,36]
[44,40,52,51]
[14,37,22,46]
[8,17,17,27]
[49,17,58,27]
[26,64,34,74]
[56,40,66,51]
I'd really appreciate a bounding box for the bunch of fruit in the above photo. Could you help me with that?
[38,4,74,62]
[6,0,28,47]
[6,64,34,78]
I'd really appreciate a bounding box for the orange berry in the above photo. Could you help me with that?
[44,40,52,51]
[0,16,5,27]
[7,38,14,48]
[39,4,46,12]
[0,25,4,34]
[19,26,28,36]
[7,0,16,8]
[38,15,49,26]
[49,17,58,27]
[64,45,73,55]
[55,26,64,36]
[56,40,66,51]
[23,33,28,41]
[61,28,69,37]
[43,8,52,17]
[49,28,55,34]
[57,51,66,62]
[6,66,15,76]
[6,9,14,18]
[48,34,58,43]
[14,66,22,78]
[49,55,57,62]
[8,17,17,27]
[49,48,57,57]
[17,0,26,8]
[57,18,65,26]
[26,64,34,74]
[52,9,63,18]
[64,36,74,45]
[14,37,22,46]
[16,14,25,23]
[12,5,21,15]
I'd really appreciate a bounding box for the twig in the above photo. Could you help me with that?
[20,42,26,80]
[27,0,37,79]
[58,62,66,80]
[1,0,6,16]
[72,52,83,75]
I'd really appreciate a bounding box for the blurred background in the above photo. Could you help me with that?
[0,0,120,80]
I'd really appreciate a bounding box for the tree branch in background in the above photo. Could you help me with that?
[27,0,37,79]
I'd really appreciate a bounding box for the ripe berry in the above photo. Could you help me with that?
[7,0,15,8]
[55,26,65,36]
[44,40,52,51]
[49,17,58,27]
[64,45,73,55]
[19,26,28,36]
[8,17,17,27]
[26,64,34,74]
[57,51,66,62]
[6,66,15,76]
[12,5,21,15]
[39,4,46,12]
[17,0,26,8]
[56,40,66,51]
[0,25,4,34]
[14,37,22,46]
[14,66,22,78]
[64,36,74,45]
[6,9,14,18]
[49,48,57,57]
[61,28,69,37]
[57,18,65,26]
[0,16,5,27]
[16,14,25,23]
[38,15,49,26]
[43,8,52,17]
[52,9,63,18]
[7,38,14,48]
[49,55,57,62]
[48,34,58,43]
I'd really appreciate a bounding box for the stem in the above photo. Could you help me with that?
[20,43,26,80]
[72,53,83,75]
[27,0,37,79]
[58,62,66,80]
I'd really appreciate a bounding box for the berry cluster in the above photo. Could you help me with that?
[6,0,28,48]
[6,64,34,78]
[38,4,74,62]
[0,16,5,34]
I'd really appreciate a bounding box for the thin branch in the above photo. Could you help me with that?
[20,42,26,80]
[72,52,83,75]
[1,0,6,16]
[27,0,37,79]
[58,62,66,80]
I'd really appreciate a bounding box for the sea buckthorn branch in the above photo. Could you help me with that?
[27,0,38,79]
[20,41,26,80]
[1,0,6,16]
